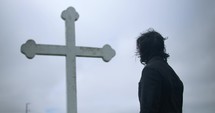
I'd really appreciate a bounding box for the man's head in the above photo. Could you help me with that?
[136,29,169,64]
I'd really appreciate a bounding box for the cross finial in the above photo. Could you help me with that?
[61,7,79,21]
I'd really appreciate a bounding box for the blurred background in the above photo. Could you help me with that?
[0,0,215,113]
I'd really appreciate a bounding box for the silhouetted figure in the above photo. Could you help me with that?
[136,29,184,113]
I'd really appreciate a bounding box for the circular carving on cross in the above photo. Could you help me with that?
[21,40,37,59]
[102,44,116,62]
[61,7,79,21]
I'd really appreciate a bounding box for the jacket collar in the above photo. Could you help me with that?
[147,56,165,64]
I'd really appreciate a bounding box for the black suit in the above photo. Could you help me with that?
[138,56,183,113]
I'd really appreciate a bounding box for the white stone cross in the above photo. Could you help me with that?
[21,7,115,113]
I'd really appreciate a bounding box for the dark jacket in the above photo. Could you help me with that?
[138,57,183,113]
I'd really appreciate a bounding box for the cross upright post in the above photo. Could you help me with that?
[21,7,115,113]
[62,7,79,113]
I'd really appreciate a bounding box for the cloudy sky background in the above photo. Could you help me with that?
[0,0,215,113]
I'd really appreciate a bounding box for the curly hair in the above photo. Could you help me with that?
[136,29,169,64]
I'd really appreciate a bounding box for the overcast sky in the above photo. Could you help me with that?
[0,0,215,113]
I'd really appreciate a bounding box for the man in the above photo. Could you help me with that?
[136,29,184,113]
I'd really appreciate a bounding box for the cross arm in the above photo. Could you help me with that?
[21,40,67,59]
[75,45,116,62]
